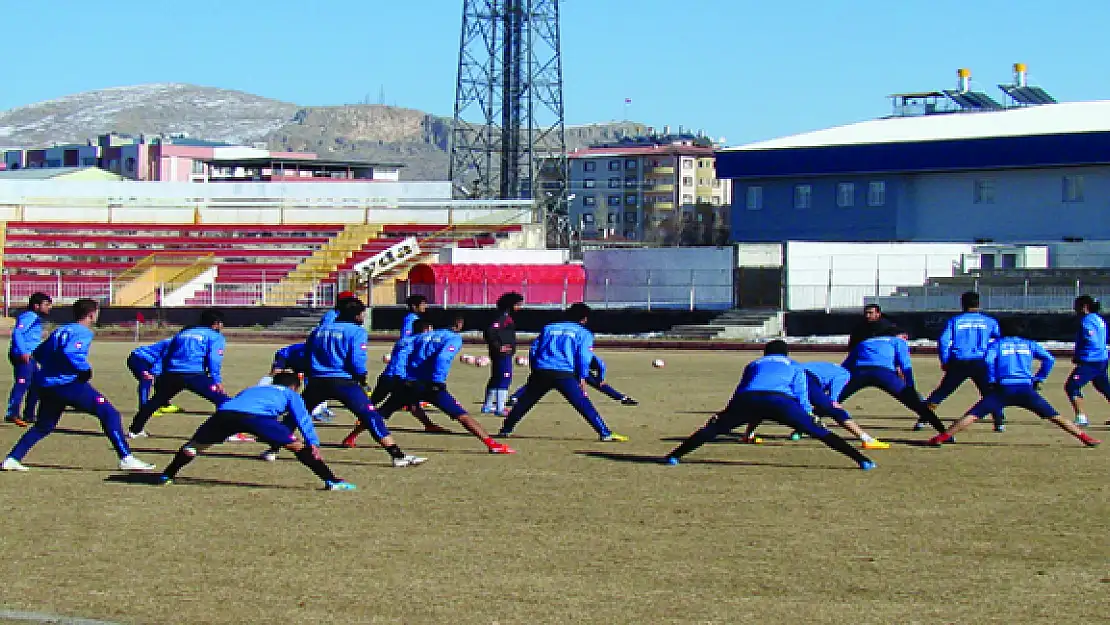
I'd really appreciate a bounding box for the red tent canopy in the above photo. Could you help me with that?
[407,263,585,305]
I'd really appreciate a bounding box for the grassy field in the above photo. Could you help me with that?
[0,342,1106,625]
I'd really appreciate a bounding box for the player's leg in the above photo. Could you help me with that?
[161,414,236,480]
[65,382,149,467]
[770,397,874,468]
[130,374,186,435]
[967,361,1005,431]
[665,406,747,463]
[245,414,352,487]
[2,388,65,469]
[183,374,232,405]
[1088,361,1110,404]
[507,383,527,406]
[587,375,634,404]
[811,389,887,449]
[492,354,514,416]
[498,374,554,436]
[874,370,945,433]
[5,354,34,425]
[929,393,1004,444]
[1022,389,1101,446]
[1065,364,1095,426]
[427,385,514,454]
[551,376,624,440]
[21,361,39,425]
[344,382,405,448]
[925,361,972,409]
[334,380,420,465]
[481,358,499,414]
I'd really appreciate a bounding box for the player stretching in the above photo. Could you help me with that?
[157,373,356,490]
[509,354,638,407]
[376,315,515,454]
[401,295,427,337]
[6,292,51,426]
[840,327,947,434]
[498,303,628,442]
[664,341,875,469]
[128,309,235,439]
[1,299,155,472]
[1066,295,1110,427]
[126,339,182,416]
[921,292,1004,432]
[319,291,358,326]
[930,319,1100,447]
[261,342,336,422]
[339,320,450,447]
[482,292,523,416]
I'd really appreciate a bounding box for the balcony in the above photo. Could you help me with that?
[648,167,675,175]
[651,202,675,210]
[643,184,674,193]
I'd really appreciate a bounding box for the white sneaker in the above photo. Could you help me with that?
[1,457,28,472]
[126,430,149,439]
[119,455,156,471]
[1075,415,1090,427]
[392,455,428,468]
[225,433,257,443]
[260,450,278,462]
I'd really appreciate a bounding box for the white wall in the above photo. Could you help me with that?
[583,247,734,309]
[736,243,783,267]
[438,248,570,265]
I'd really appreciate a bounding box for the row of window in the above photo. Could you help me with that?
[745,181,887,210]
[579,158,713,172]
[973,175,1085,204]
[579,176,723,189]
[581,211,719,226]
[582,194,723,207]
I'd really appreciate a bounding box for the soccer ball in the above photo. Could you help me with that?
[381,353,391,364]
[515,355,529,366]
[461,354,476,365]
[652,359,665,369]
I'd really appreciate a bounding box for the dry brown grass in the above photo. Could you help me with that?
[0,343,1106,625]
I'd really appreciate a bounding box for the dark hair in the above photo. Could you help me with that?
[566,302,591,321]
[335,294,360,310]
[864,304,881,313]
[406,295,427,310]
[29,292,51,308]
[999,317,1027,338]
[961,291,980,311]
[271,371,302,389]
[72,298,98,321]
[199,309,224,327]
[763,339,789,356]
[413,320,434,333]
[1075,295,1101,314]
[496,292,524,312]
[338,298,367,322]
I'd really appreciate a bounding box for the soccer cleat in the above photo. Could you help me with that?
[159,404,183,414]
[392,455,428,468]
[1,457,28,472]
[5,415,30,427]
[480,407,496,414]
[912,421,926,432]
[859,460,877,471]
[993,424,1006,433]
[862,439,891,450]
[1079,434,1101,447]
[927,433,951,447]
[620,396,639,406]
[155,475,173,486]
[126,430,149,439]
[789,431,803,441]
[494,428,514,438]
[119,456,156,471]
[423,424,451,434]
[1075,415,1090,427]
[260,450,278,462]
[601,433,629,442]
[312,408,336,424]
[487,441,517,454]
[225,433,257,443]
[663,456,680,466]
[738,434,764,444]
[325,480,357,491]
[506,396,518,407]
[340,433,359,449]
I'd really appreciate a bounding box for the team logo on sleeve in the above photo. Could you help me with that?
[74,342,83,349]
[448,345,457,352]
[217,349,225,355]
[360,343,368,350]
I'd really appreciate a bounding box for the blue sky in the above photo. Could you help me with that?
[2,0,1109,145]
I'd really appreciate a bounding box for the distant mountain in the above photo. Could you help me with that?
[0,84,662,180]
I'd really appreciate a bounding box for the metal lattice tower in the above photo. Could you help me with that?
[449,0,568,241]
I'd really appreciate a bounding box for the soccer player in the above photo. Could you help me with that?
[126,339,183,415]
[319,291,358,326]
[508,354,639,407]
[922,292,1004,431]
[263,298,425,467]
[741,360,890,449]
[128,309,232,438]
[376,314,515,454]
[157,372,356,490]
[401,294,427,338]
[482,292,523,416]
[1,299,155,472]
[929,318,1100,447]
[498,303,628,442]
[663,341,876,469]
[263,342,334,423]
[840,327,947,434]
[847,304,897,351]
[339,320,450,447]
[1065,295,1110,427]
[6,292,51,426]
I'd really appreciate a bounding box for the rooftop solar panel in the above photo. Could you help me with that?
[999,85,1058,106]
[943,90,1003,111]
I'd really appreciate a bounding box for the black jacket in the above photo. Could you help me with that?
[484,312,516,357]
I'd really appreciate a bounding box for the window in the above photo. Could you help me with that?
[608,177,621,189]
[583,178,596,189]
[682,176,694,186]
[125,157,137,172]
[608,160,621,171]
[583,161,596,172]
[682,194,694,204]
[81,157,96,167]
[191,160,204,175]
[607,195,621,207]
[837,182,855,207]
[624,175,637,189]
[1063,175,1085,203]
[746,186,763,210]
[698,178,708,186]
[607,212,621,224]
[973,178,995,204]
[868,181,886,206]
[581,213,595,224]
[624,230,637,240]
[624,212,638,224]
[711,196,722,206]
[625,194,637,206]
[682,159,694,169]
[794,184,812,210]
[583,195,596,207]
[625,158,637,170]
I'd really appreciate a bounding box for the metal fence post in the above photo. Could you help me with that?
[646,270,652,311]
[443,277,450,308]
[55,270,62,300]
[562,276,568,307]
[604,277,610,309]
[205,281,211,306]
[689,270,696,311]
[483,278,488,307]
[1023,279,1029,309]
[3,271,9,317]
[522,278,529,304]
[1076,278,1081,298]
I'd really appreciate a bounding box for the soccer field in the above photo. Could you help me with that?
[0,342,1105,625]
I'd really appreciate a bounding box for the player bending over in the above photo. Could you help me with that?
[126,339,182,416]
[508,353,638,408]
[262,342,334,423]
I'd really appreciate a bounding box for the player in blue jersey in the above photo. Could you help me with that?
[930,318,1100,447]
[664,341,876,469]
[339,320,450,447]
[922,292,1005,431]
[1065,295,1110,427]
[126,339,182,415]
[263,298,425,467]
[6,292,51,426]
[262,342,335,423]
[1,299,156,472]
[482,292,524,416]
[128,309,233,438]
[498,303,628,442]
[319,290,358,327]
[375,314,515,454]
[840,327,947,434]
[156,372,355,490]
[508,353,639,407]
[401,294,427,338]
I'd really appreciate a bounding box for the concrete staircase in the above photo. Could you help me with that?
[664,309,783,341]
[268,310,326,333]
[264,224,382,306]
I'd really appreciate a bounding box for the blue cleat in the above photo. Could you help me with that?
[789,431,803,441]
[663,456,680,466]
[325,480,357,491]
[859,460,876,471]
[155,474,172,486]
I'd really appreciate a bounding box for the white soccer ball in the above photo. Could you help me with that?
[515,355,529,366]
[381,353,391,364]
[652,359,665,369]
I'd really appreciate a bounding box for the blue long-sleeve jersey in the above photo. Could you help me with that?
[1074,312,1108,363]
[588,355,607,380]
[801,361,850,400]
[220,384,320,447]
[163,327,225,382]
[406,329,462,383]
[938,312,999,364]
[273,343,309,374]
[130,338,172,375]
[529,321,593,379]
[733,355,813,414]
[32,323,93,387]
[10,310,45,357]
[319,309,339,326]
[986,336,1054,386]
[843,335,916,387]
[382,334,419,378]
[401,312,420,338]
[307,321,367,379]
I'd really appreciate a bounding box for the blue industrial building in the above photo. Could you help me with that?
[716,71,1110,243]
